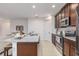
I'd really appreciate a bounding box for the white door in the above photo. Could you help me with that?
[43,20,52,42]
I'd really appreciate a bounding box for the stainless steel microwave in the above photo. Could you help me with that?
[60,17,70,28]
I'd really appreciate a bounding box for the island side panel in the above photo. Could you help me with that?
[12,41,17,56]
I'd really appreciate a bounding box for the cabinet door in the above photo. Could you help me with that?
[58,12,62,21]
[57,14,60,28]
[52,34,56,45]
[70,3,78,26]
[69,44,76,56]
[17,42,37,56]
[61,10,65,19]
[64,40,70,56]
[64,4,69,18]
[55,16,57,28]
[55,15,59,28]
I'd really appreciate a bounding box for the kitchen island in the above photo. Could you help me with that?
[12,36,39,56]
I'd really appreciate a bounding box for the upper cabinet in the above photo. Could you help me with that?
[70,3,78,26]
[55,3,78,28]
[64,4,69,18]
[61,9,65,19]
[55,14,59,28]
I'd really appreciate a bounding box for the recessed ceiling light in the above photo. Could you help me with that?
[35,14,38,16]
[32,5,36,8]
[46,15,52,20]
[52,5,55,8]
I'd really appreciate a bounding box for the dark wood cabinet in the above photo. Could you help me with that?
[17,42,38,56]
[55,15,60,28]
[52,34,56,45]
[64,39,70,56]
[70,4,78,26]
[69,45,76,56]
[55,3,78,28]
[64,4,69,18]
[61,9,65,19]
[55,16,58,28]
[64,38,76,56]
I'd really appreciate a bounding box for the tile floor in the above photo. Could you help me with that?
[38,40,62,56]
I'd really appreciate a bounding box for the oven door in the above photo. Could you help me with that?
[56,36,61,44]
[55,36,63,54]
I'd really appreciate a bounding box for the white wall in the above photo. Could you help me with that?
[0,19,10,38]
[28,18,44,40]
[52,16,56,34]
[28,16,55,42]
[43,19,52,42]
[43,16,56,42]
[10,19,28,34]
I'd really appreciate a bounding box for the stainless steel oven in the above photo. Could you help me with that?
[55,31,64,55]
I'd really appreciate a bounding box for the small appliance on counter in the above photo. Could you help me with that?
[28,31,38,36]
[65,30,76,37]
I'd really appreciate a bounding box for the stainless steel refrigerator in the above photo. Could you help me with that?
[76,4,79,55]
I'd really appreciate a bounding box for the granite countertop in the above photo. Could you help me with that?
[64,36,76,42]
[52,33,76,42]
[12,35,40,43]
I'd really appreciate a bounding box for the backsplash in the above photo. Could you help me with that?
[57,26,76,36]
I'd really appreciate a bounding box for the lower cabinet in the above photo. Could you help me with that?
[64,38,76,56]
[52,34,56,45]
[64,40,70,56]
[17,42,38,56]
[69,45,76,56]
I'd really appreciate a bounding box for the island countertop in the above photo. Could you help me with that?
[12,35,40,43]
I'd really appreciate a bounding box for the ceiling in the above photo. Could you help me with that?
[0,3,66,19]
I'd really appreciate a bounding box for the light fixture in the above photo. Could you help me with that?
[46,15,52,20]
[35,14,38,16]
[52,5,55,8]
[32,5,36,8]
[47,16,52,19]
